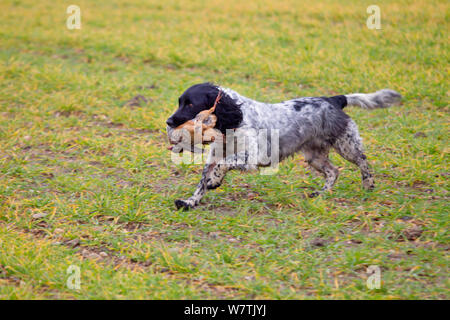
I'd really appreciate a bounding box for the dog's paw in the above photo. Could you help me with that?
[308,191,321,198]
[363,179,375,191]
[206,182,221,190]
[175,199,193,211]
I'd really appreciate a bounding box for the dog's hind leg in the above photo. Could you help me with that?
[333,121,374,190]
[303,147,339,197]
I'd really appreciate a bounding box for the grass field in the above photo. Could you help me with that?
[0,0,448,299]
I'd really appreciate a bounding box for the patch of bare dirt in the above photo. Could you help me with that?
[402,225,424,241]
[54,110,85,118]
[123,95,150,108]
[136,84,158,90]
[309,237,331,248]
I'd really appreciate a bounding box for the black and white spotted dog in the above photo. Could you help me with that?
[166,83,401,210]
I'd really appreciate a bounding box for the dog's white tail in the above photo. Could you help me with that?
[345,89,402,109]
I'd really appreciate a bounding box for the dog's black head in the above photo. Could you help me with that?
[166,83,243,134]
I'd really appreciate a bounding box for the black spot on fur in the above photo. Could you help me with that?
[175,199,192,211]
[293,101,307,111]
[308,100,322,108]
[322,95,347,109]
[321,105,350,145]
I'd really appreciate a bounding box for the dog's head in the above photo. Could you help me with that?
[166,83,243,134]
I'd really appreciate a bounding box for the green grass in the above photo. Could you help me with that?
[0,0,448,299]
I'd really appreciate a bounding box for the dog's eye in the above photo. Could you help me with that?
[188,103,193,107]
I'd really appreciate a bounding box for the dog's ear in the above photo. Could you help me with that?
[213,92,243,134]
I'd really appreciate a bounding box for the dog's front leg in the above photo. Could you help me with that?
[174,142,227,210]
[206,150,253,190]
[174,152,251,210]
[206,163,229,189]
[175,162,216,210]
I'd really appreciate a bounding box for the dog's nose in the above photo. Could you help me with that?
[166,118,176,128]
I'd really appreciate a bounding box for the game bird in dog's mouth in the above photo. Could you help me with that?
[166,83,401,210]
[167,91,223,154]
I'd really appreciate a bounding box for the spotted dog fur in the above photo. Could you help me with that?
[167,83,401,210]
